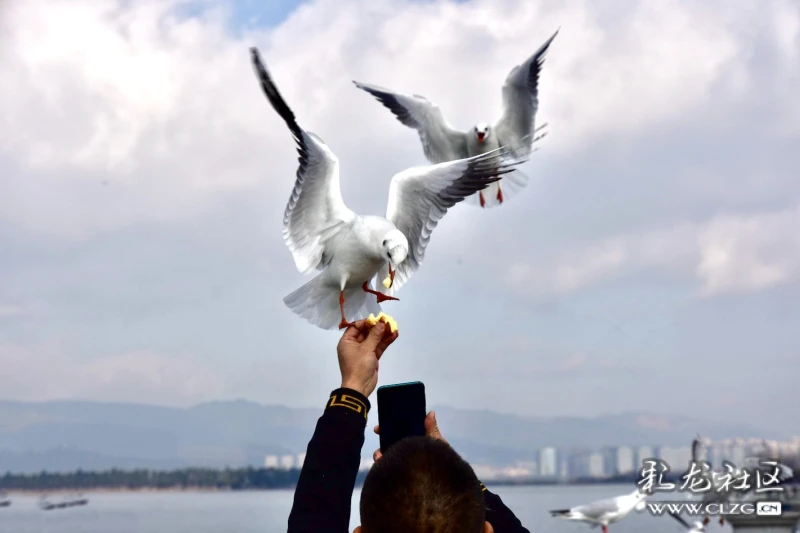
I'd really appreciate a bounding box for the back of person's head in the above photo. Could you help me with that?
[358,436,488,533]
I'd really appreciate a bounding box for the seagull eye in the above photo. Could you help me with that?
[382,239,388,246]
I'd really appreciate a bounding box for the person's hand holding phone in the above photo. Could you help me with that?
[372,410,445,462]
[337,319,399,397]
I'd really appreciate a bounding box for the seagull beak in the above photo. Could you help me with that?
[477,132,485,143]
[388,264,395,288]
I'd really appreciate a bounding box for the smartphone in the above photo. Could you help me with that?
[377,381,426,453]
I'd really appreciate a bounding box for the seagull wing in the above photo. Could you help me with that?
[353,81,469,163]
[379,145,525,293]
[251,48,356,274]
[573,496,624,519]
[493,29,559,158]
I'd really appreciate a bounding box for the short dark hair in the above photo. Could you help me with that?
[360,436,485,533]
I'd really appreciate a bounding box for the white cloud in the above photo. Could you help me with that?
[506,203,800,296]
[697,204,800,295]
[0,0,777,240]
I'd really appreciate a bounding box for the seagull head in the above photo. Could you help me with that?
[381,229,409,288]
[474,122,491,144]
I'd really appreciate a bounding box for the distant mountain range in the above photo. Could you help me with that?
[0,399,791,474]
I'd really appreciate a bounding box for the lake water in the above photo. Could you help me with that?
[0,484,729,533]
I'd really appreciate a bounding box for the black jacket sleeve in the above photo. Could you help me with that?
[287,388,370,533]
[481,482,531,533]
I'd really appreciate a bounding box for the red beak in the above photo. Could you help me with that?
[477,132,485,143]
[388,264,395,286]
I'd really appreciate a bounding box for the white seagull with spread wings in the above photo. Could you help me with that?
[353,29,558,208]
[250,48,526,330]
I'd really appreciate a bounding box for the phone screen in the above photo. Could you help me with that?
[377,381,426,453]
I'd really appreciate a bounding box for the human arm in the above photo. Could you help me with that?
[288,321,399,533]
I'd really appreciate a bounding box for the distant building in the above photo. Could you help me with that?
[539,447,558,478]
[657,446,691,473]
[264,455,279,468]
[676,446,692,471]
[567,449,592,479]
[635,446,655,474]
[712,444,731,467]
[296,453,306,468]
[588,452,605,478]
[602,447,619,477]
[559,456,569,479]
[615,446,635,475]
[601,446,635,476]
[730,442,746,467]
[359,458,375,471]
[708,444,724,467]
[280,455,295,470]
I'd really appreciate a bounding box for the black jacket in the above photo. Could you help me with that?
[288,387,530,532]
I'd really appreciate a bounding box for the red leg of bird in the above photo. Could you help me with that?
[361,281,398,303]
[496,182,504,204]
[719,517,725,526]
[703,517,710,525]
[479,191,486,207]
[338,291,355,330]
[601,525,608,533]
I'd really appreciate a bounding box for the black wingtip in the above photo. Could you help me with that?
[249,47,303,135]
[533,27,560,63]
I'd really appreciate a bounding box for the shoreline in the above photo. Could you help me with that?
[0,479,641,496]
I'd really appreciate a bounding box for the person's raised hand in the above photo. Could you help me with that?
[337,319,399,398]
[372,410,445,462]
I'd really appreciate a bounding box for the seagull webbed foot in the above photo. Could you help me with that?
[361,281,399,303]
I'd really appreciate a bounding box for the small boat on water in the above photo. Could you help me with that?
[0,491,10,508]
[39,493,89,510]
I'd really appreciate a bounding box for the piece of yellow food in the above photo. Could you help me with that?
[382,276,392,289]
[365,312,398,334]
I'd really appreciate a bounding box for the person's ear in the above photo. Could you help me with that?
[483,521,494,533]
[353,526,362,533]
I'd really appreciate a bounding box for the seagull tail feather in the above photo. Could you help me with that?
[464,168,530,208]
[283,275,381,330]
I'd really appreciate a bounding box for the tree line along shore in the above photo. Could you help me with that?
[0,467,650,492]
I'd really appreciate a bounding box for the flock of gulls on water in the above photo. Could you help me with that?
[249,29,557,331]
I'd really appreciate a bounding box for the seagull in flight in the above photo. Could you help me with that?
[549,488,648,533]
[250,48,526,330]
[354,29,558,209]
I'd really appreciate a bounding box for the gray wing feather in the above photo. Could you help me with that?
[573,497,622,518]
[494,29,558,158]
[380,145,526,293]
[354,81,469,163]
[251,47,355,274]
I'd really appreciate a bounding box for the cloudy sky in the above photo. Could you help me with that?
[1,0,798,429]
